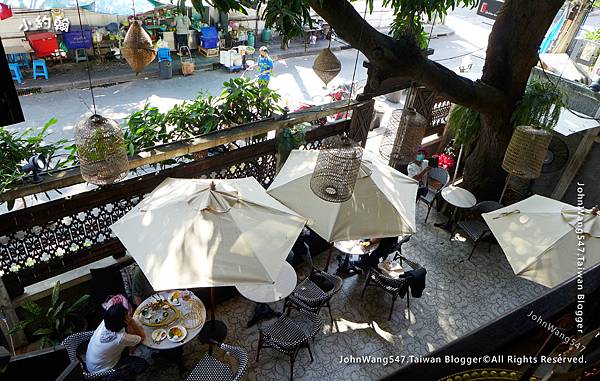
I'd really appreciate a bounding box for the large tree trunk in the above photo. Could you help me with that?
[462,0,565,199]
[310,0,565,200]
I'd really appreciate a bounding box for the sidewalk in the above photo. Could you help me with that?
[14,36,350,94]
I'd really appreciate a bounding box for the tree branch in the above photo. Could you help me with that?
[309,0,509,114]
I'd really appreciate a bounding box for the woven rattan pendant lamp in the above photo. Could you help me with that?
[310,135,363,203]
[75,114,129,185]
[379,107,427,168]
[121,20,156,74]
[502,125,553,179]
[313,48,342,86]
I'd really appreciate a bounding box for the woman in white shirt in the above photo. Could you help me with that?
[407,147,431,200]
[86,304,148,380]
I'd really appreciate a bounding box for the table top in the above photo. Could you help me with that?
[134,290,206,350]
[334,240,379,256]
[236,262,297,303]
[441,185,477,209]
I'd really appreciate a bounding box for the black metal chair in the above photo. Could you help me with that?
[284,268,343,328]
[452,201,504,261]
[185,342,248,381]
[61,331,123,380]
[361,255,421,320]
[256,310,322,381]
[420,167,450,223]
[391,235,411,261]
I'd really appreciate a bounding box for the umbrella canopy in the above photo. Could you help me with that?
[267,149,419,242]
[111,177,307,291]
[483,194,600,288]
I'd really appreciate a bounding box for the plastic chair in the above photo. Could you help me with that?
[32,59,49,80]
[9,63,23,84]
[157,47,172,63]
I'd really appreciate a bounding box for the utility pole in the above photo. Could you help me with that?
[551,0,593,53]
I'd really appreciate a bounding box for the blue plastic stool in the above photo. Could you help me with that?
[9,63,24,84]
[157,47,172,63]
[33,59,49,80]
[19,53,29,68]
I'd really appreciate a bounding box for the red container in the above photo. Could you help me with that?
[27,32,58,58]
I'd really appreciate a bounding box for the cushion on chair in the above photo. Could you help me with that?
[186,354,233,381]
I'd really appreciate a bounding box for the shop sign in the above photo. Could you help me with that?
[477,0,504,20]
[18,10,70,32]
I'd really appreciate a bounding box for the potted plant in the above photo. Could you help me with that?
[275,123,307,171]
[9,281,91,349]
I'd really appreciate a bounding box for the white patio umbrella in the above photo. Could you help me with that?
[267,149,419,269]
[482,194,600,288]
[111,177,307,341]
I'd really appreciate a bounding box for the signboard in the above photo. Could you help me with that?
[477,0,504,20]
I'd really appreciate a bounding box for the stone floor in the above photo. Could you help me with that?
[139,202,548,381]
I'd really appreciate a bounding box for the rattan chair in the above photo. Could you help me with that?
[186,342,248,381]
[420,167,450,222]
[452,201,504,261]
[61,331,123,380]
[256,310,322,381]
[361,255,420,320]
[284,268,343,328]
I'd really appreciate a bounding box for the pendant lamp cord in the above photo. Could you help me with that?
[75,0,97,114]
[346,4,368,116]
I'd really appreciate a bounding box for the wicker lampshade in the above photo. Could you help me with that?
[121,21,156,74]
[379,107,427,167]
[310,135,363,203]
[312,48,341,85]
[75,114,129,185]
[502,125,552,179]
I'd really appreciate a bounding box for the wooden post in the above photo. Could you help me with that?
[551,127,600,200]
[348,99,374,147]
[551,0,592,54]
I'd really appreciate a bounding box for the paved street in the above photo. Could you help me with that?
[10,6,491,143]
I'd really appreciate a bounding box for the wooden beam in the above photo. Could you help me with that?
[0,100,363,203]
[551,126,600,200]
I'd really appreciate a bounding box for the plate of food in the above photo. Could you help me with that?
[181,290,192,302]
[167,325,187,343]
[151,328,167,343]
[168,291,182,306]
[136,299,180,327]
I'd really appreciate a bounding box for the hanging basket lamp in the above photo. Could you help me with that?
[121,20,156,74]
[75,114,129,185]
[502,125,553,179]
[310,135,363,203]
[379,107,427,168]
[312,48,341,86]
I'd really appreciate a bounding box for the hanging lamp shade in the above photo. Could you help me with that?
[312,48,341,85]
[75,114,129,185]
[502,125,552,179]
[310,135,363,203]
[121,21,156,74]
[379,107,427,167]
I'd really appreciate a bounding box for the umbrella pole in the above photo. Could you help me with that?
[323,242,334,272]
[452,144,464,186]
[499,175,510,204]
[198,287,228,351]
[210,287,216,322]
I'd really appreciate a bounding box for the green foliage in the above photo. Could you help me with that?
[124,104,169,156]
[276,123,308,163]
[0,118,74,196]
[262,0,311,48]
[218,77,282,126]
[390,14,428,49]
[448,104,481,148]
[511,80,565,131]
[9,281,90,349]
[585,28,600,43]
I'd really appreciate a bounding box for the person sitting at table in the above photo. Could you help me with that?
[407,147,431,200]
[86,304,148,380]
[358,236,399,269]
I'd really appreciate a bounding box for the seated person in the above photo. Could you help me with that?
[86,304,148,380]
[131,265,154,307]
[407,147,431,200]
[359,236,399,269]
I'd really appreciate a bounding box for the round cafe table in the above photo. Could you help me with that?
[434,185,477,232]
[236,262,297,327]
[134,290,206,350]
[334,240,379,278]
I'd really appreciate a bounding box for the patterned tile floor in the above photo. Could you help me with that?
[139,203,547,381]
